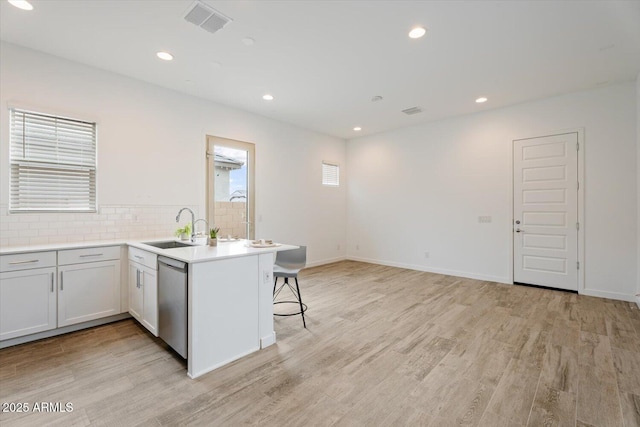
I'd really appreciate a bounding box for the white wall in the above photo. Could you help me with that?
[347,83,637,302]
[0,42,347,266]
[637,73,640,307]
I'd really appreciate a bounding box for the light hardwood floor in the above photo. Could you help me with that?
[1,261,639,426]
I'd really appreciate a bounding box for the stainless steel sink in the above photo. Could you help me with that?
[143,240,193,249]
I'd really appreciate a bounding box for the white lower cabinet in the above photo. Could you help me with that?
[0,267,57,341]
[128,262,144,322]
[57,246,121,328]
[0,246,122,342]
[128,247,158,336]
[58,260,121,327]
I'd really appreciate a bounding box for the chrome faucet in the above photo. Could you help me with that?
[176,208,196,243]
[193,219,209,236]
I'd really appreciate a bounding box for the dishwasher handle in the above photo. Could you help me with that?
[158,256,187,272]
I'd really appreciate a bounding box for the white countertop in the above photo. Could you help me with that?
[1,238,297,263]
[129,240,297,264]
[0,239,132,255]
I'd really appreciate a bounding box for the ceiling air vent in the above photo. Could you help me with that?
[184,1,232,35]
[402,106,423,115]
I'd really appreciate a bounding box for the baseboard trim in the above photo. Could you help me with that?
[0,313,132,349]
[306,256,347,268]
[346,256,510,284]
[188,346,260,379]
[580,288,636,303]
[260,331,276,348]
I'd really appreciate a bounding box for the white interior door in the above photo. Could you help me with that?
[513,133,578,291]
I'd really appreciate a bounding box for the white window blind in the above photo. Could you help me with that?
[9,108,97,212]
[322,162,339,187]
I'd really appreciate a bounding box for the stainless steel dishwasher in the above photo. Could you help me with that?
[158,256,188,358]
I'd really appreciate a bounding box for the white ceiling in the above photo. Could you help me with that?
[1,0,639,139]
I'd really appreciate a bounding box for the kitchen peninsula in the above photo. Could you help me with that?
[130,239,297,379]
[0,239,296,379]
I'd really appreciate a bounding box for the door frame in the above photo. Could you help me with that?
[509,128,585,293]
[206,135,256,240]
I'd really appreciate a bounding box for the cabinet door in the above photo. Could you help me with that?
[58,260,121,327]
[128,261,144,322]
[0,267,57,340]
[141,267,158,337]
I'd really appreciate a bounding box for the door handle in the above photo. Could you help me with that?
[515,228,524,233]
[136,269,140,288]
[60,271,64,290]
[51,272,54,292]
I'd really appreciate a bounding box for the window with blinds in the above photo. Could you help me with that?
[322,161,339,187]
[9,108,97,212]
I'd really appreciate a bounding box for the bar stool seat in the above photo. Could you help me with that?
[273,246,307,328]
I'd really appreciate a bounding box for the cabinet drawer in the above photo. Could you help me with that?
[0,251,57,272]
[128,247,157,270]
[58,246,121,266]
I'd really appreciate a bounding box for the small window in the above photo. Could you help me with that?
[9,108,97,212]
[322,161,339,187]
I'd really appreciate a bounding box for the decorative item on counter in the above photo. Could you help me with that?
[248,239,278,248]
[175,223,192,241]
[209,227,220,246]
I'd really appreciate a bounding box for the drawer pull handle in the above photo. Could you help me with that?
[8,259,39,265]
[80,253,103,258]
[134,255,144,260]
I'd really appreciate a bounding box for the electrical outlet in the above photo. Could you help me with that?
[424,252,430,259]
[356,244,360,250]
[478,216,492,223]
[263,270,271,284]
[337,244,341,251]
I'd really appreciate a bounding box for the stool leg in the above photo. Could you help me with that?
[273,277,278,297]
[294,277,306,328]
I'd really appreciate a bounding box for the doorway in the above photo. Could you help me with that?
[512,132,581,291]
[206,136,255,240]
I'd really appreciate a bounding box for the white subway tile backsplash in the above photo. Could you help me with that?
[0,204,200,248]
[48,236,69,244]
[5,229,19,238]
[29,236,47,245]
[8,237,30,246]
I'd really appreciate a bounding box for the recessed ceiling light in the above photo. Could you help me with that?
[156,51,174,61]
[353,127,362,131]
[408,27,426,39]
[262,94,274,101]
[8,0,33,10]
[475,97,488,103]
[242,37,255,46]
